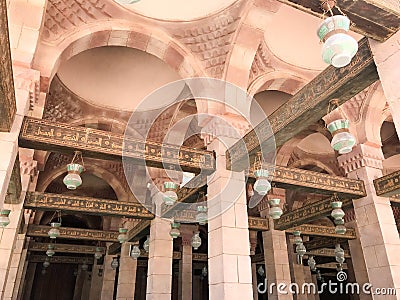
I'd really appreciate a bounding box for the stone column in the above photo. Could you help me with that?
[146,215,173,300]
[345,213,372,300]
[20,263,36,300]
[101,252,117,300]
[251,263,258,300]
[73,267,86,300]
[260,189,293,300]
[2,233,25,300]
[369,31,400,137]
[116,243,137,300]
[287,236,307,300]
[338,144,400,298]
[89,263,104,300]
[179,226,193,300]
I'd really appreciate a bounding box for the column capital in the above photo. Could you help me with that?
[337,143,384,175]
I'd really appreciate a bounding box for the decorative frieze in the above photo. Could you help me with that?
[19,117,215,174]
[29,255,94,265]
[249,165,366,198]
[27,225,119,242]
[29,242,106,255]
[306,248,351,258]
[227,38,378,171]
[373,170,400,198]
[286,224,356,240]
[24,192,154,219]
[274,197,353,230]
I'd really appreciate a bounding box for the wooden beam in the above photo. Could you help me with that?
[19,117,215,174]
[108,220,151,255]
[286,224,356,239]
[24,192,154,219]
[275,0,399,42]
[227,38,378,172]
[0,0,16,132]
[373,170,400,198]
[304,237,347,250]
[306,248,351,258]
[28,242,106,255]
[317,262,348,270]
[29,255,94,265]
[274,197,353,230]
[249,165,366,198]
[27,224,119,242]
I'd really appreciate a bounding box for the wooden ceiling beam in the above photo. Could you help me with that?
[226,38,378,172]
[29,242,106,255]
[24,192,154,219]
[286,224,356,239]
[29,255,94,265]
[18,117,215,174]
[373,170,400,198]
[274,197,353,230]
[275,0,399,42]
[27,224,119,242]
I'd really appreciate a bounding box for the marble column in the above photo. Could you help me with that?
[207,138,253,300]
[89,263,104,300]
[146,216,173,300]
[369,31,400,137]
[179,226,193,300]
[116,243,137,300]
[260,189,293,300]
[101,252,117,300]
[338,144,400,299]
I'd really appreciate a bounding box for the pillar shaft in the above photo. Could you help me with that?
[146,217,173,300]
[116,243,137,300]
[89,263,103,300]
[338,144,400,299]
[207,138,253,300]
[251,263,258,300]
[369,31,400,138]
[179,228,193,300]
[101,253,117,300]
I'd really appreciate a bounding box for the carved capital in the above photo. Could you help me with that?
[338,143,384,174]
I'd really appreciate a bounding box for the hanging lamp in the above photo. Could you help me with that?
[143,235,150,253]
[130,245,141,259]
[293,231,303,245]
[253,152,271,196]
[317,0,358,68]
[326,100,356,154]
[46,244,55,257]
[191,231,202,250]
[63,151,85,190]
[169,222,181,239]
[111,257,119,270]
[43,257,50,269]
[117,228,128,243]
[0,209,11,227]
[94,247,103,260]
[308,256,317,271]
[162,182,178,206]
[268,198,283,220]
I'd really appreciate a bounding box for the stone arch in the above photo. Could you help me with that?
[289,159,337,175]
[248,71,308,97]
[36,164,128,201]
[33,21,207,92]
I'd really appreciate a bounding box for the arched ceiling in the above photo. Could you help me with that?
[114,0,240,21]
[297,132,334,155]
[265,5,362,71]
[57,46,184,112]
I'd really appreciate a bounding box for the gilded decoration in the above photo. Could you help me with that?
[25,192,153,219]
[19,117,215,174]
[227,37,378,171]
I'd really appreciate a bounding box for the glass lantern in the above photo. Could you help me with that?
[169,222,180,239]
[63,163,84,190]
[335,218,347,235]
[48,222,61,239]
[0,209,11,227]
[293,231,303,245]
[94,247,103,260]
[111,257,119,270]
[46,244,55,257]
[117,228,128,244]
[162,182,178,206]
[308,256,317,271]
[191,231,202,250]
[43,258,50,269]
[196,206,208,225]
[331,201,345,220]
[327,119,356,154]
[143,235,150,253]
[253,169,271,196]
[296,242,307,258]
[130,245,141,259]
[268,199,283,220]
